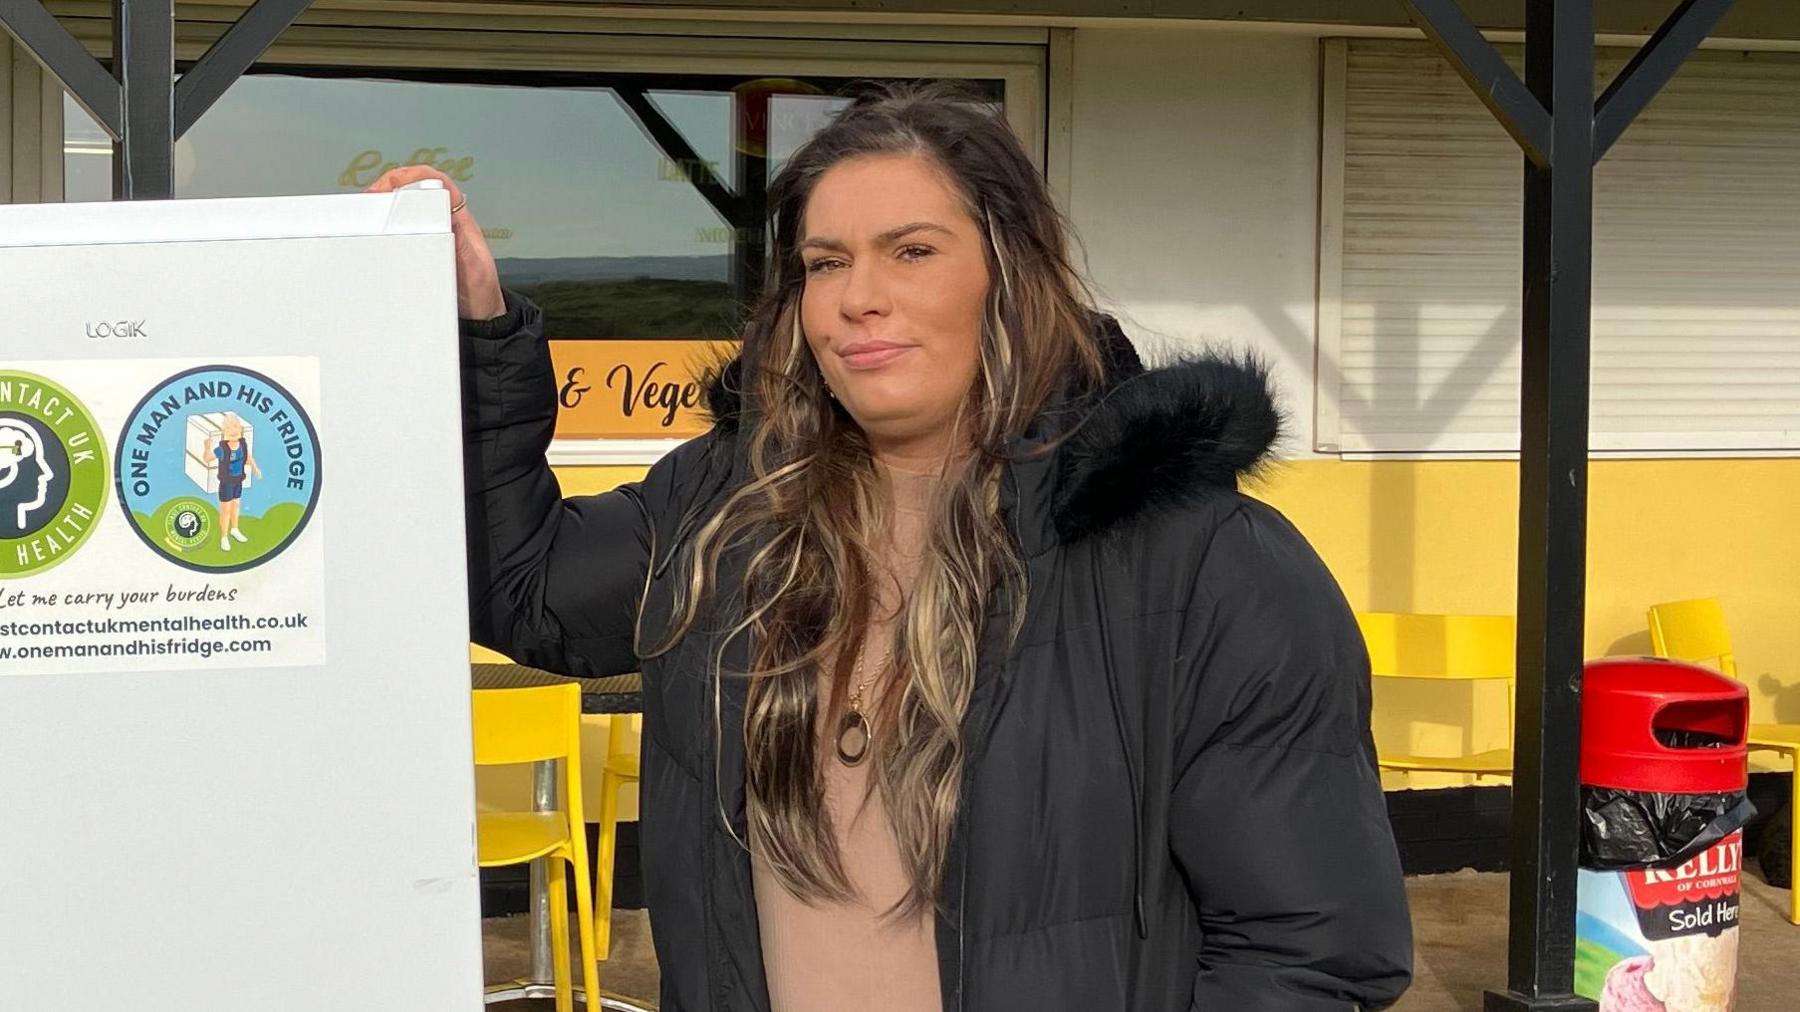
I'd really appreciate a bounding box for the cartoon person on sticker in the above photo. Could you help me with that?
[0,418,56,534]
[203,413,263,552]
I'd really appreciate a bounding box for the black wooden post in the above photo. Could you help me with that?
[1394,1,1737,1009]
[112,0,172,198]
[0,0,312,200]
[1498,2,1595,1006]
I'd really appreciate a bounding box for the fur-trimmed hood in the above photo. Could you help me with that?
[700,314,1282,545]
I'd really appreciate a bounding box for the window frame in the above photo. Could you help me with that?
[47,18,1047,465]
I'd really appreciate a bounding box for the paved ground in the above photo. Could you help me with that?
[483,864,1800,1009]
[481,908,659,1010]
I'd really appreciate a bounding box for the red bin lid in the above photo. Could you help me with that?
[1581,657,1748,794]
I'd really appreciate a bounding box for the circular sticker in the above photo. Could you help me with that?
[162,496,214,552]
[0,371,108,577]
[114,365,321,573]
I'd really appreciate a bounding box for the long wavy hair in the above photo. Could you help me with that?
[641,81,1106,918]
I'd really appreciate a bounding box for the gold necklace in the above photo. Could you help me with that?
[835,634,889,767]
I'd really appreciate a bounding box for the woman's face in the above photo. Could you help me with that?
[798,153,991,452]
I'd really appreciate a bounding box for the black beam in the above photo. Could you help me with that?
[0,0,120,136]
[1399,0,1552,166]
[175,0,313,139]
[733,102,770,313]
[1594,0,1737,160]
[455,0,1783,39]
[1485,0,1596,1009]
[112,0,174,199]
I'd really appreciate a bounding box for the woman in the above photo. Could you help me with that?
[379,82,1411,1010]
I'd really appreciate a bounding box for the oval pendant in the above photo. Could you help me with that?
[835,709,874,767]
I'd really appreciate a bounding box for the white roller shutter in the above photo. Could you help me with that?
[1319,39,1800,454]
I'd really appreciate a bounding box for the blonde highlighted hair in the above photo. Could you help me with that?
[641,81,1106,917]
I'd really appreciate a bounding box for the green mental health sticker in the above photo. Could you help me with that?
[161,496,214,553]
[0,371,109,577]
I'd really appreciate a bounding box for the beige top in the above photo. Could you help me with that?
[750,463,945,1012]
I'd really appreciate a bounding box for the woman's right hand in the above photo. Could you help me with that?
[364,166,507,321]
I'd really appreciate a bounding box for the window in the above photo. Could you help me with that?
[63,28,1042,461]
[1318,39,1800,455]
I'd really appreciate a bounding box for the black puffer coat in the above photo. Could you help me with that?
[461,292,1413,1011]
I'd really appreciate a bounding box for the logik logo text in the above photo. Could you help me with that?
[86,321,147,339]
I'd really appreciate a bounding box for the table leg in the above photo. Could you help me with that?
[485,758,651,1010]
[532,757,557,983]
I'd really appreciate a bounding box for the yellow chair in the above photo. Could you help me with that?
[1356,612,1517,779]
[473,684,599,1012]
[1648,597,1800,925]
[592,714,642,960]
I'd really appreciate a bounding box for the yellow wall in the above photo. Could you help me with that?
[1251,458,1800,787]
[478,458,1800,799]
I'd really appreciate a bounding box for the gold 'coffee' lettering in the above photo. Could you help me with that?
[338,147,478,188]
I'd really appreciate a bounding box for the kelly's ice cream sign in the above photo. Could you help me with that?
[1627,837,1741,938]
[1578,835,1742,1012]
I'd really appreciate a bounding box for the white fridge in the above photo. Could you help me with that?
[0,187,484,1011]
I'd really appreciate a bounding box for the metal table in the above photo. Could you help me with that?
[472,663,650,1011]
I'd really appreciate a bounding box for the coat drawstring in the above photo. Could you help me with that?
[1095,585,1150,940]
